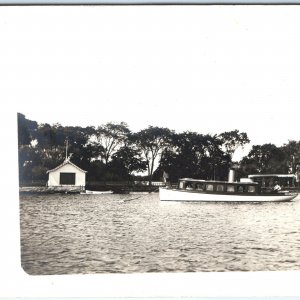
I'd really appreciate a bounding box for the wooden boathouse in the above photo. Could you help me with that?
[47,158,87,190]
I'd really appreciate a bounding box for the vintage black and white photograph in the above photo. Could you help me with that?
[3,5,300,282]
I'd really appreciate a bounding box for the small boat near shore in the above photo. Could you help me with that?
[81,190,113,195]
[160,169,298,202]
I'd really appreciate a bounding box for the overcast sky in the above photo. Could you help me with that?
[1,6,300,160]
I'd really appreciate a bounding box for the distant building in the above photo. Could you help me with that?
[47,158,87,188]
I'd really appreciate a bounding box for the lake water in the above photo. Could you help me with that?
[20,193,300,275]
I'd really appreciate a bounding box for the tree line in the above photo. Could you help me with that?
[18,113,300,185]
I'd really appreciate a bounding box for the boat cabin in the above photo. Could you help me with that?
[178,178,259,194]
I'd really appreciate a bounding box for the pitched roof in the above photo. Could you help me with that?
[47,159,87,173]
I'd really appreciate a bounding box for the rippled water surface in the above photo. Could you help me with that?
[20,193,300,275]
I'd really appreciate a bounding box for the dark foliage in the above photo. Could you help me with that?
[18,113,299,186]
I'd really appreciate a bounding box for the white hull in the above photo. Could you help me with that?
[159,187,297,202]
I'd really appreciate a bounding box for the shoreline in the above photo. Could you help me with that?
[19,186,160,195]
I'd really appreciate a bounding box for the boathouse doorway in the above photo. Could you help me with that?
[59,172,76,185]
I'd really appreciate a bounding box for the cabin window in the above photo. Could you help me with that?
[60,172,76,185]
[248,186,256,193]
[206,184,214,191]
[237,186,244,193]
[179,182,185,189]
[196,183,204,191]
[186,183,194,190]
[227,185,235,192]
[216,184,224,192]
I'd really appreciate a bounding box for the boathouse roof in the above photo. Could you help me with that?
[47,158,87,174]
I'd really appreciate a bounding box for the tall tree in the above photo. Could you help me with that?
[17,113,38,146]
[165,132,211,179]
[130,126,173,185]
[240,143,288,174]
[281,140,300,173]
[92,122,130,165]
[158,132,230,181]
[218,129,250,159]
[35,123,58,149]
[110,146,147,181]
[204,134,231,180]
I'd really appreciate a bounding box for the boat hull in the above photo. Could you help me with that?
[159,187,298,202]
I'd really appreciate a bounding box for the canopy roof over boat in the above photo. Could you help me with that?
[248,174,295,178]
